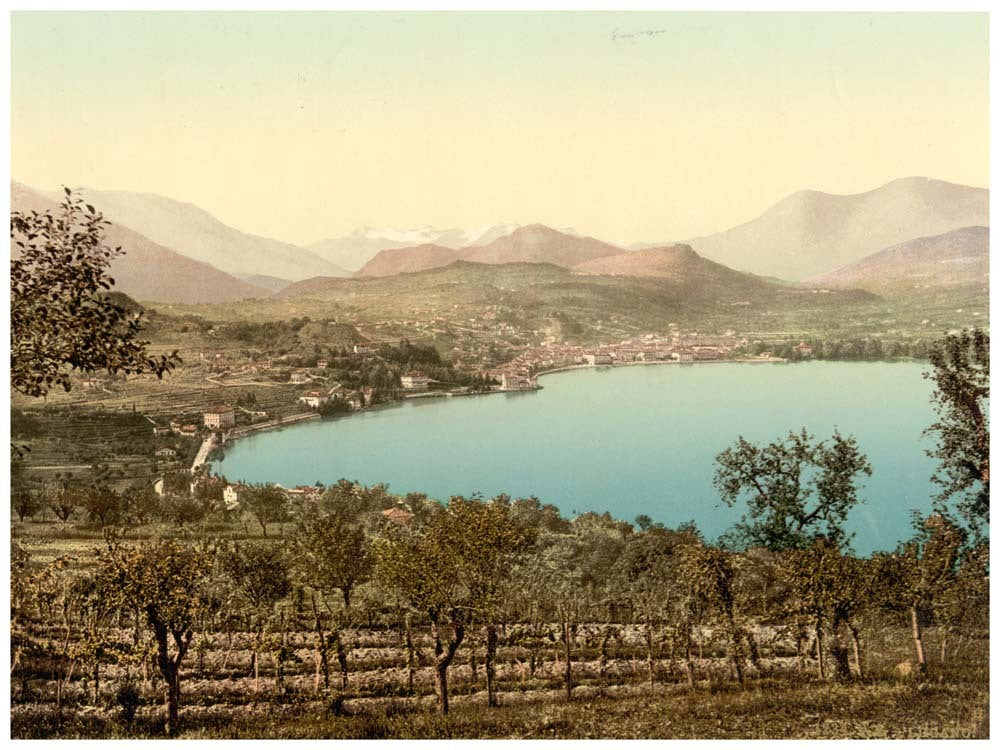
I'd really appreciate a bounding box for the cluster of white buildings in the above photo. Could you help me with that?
[498,331,749,374]
[297,385,375,410]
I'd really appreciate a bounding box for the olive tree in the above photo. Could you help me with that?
[219,542,292,694]
[680,542,746,688]
[241,483,290,538]
[375,496,534,714]
[611,523,700,689]
[871,513,966,677]
[778,538,873,680]
[98,538,215,737]
[290,503,373,691]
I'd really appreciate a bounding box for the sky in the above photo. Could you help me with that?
[11,11,989,247]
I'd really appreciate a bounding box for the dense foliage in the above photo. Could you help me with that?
[10,189,177,399]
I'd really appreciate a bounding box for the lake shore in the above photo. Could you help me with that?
[214,356,791,457]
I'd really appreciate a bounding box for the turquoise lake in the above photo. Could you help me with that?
[217,361,942,554]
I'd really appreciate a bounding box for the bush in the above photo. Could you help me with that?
[114,681,141,727]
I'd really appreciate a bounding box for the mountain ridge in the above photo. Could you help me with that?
[11,182,272,304]
[356,224,623,278]
[38,186,351,282]
[666,176,989,280]
[810,225,989,296]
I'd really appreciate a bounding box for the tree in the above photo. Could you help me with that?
[872,513,966,677]
[375,496,535,714]
[514,514,626,701]
[83,485,123,527]
[98,538,214,737]
[10,188,177,399]
[441,496,536,707]
[778,538,873,680]
[47,484,79,524]
[219,542,292,694]
[122,484,161,526]
[680,543,746,688]
[611,524,699,689]
[12,489,42,522]
[290,502,373,692]
[241,483,290,537]
[292,503,373,609]
[924,329,989,531]
[714,429,872,551]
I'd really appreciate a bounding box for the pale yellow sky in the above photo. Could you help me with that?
[12,12,989,246]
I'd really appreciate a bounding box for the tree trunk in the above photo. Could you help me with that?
[252,649,259,694]
[469,640,478,685]
[744,628,763,674]
[726,613,745,688]
[829,612,852,681]
[164,673,180,738]
[847,620,863,679]
[562,619,573,701]
[485,624,499,707]
[335,631,349,690]
[599,626,612,681]
[795,621,805,672]
[431,616,464,715]
[153,624,187,737]
[683,625,696,690]
[910,606,926,675]
[815,619,825,680]
[646,622,656,689]
[405,614,415,696]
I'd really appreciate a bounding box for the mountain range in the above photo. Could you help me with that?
[661,177,989,280]
[356,224,620,277]
[350,178,989,286]
[11,182,271,305]
[306,223,523,271]
[43,187,351,281]
[11,176,989,308]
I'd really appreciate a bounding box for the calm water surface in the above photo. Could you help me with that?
[218,361,939,554]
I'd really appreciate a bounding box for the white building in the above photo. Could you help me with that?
[223,485,241,510]
[298,390,329,408]
[203,405,236,430]
[501,371,533,390]
[400,371,430,390]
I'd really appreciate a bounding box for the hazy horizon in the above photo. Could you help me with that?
[12,12,989,247]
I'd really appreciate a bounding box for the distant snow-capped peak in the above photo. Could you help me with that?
[355,225,454,244]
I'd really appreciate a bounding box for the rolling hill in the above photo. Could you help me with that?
[463,224,622,267]
[356,224,624,277]
[810,226,989,296]
[307,224,523,271]
[41,186,351,281]
[354,244,462,278]
[573,244,758,286]
[258,258,877,345]
[636,177,989,280]
[11,182,271,304]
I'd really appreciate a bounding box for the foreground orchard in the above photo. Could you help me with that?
[10,491,988,739]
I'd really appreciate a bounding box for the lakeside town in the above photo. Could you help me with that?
[15,317,821,513]
[140,328,795,505]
